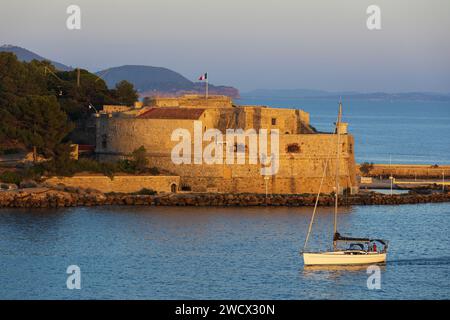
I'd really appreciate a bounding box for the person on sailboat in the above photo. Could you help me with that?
[302,101,389,266]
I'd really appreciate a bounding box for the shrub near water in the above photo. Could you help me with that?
[0,171,22,185]
[360,162,375,175]
[0,148,24,155]
[132,188,156,195]
[0,146,157,185]
[42,147,156,178]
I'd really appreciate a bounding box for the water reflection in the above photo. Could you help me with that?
[303,264,386,274]
[0,204,448,299]
[300,264,387,287]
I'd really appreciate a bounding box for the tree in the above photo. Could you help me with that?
[360,162,374,176]
[54,68,117,120]
[113,80,138,105]
[0,53,141,164]
[14,95,73,158]
[131,146,148,173]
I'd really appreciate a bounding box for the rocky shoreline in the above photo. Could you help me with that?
[1,188,450,208]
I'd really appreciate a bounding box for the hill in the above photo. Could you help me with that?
[0,45,239,98]
[97,65,240,98]
[0,44,72,71]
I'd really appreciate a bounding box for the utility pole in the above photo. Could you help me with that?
[389,154,393,195]
[77,68,80,87]
[443,171,445,193]
[264,176,269,197]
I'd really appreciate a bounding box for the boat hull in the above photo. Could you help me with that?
[303,251,386,266]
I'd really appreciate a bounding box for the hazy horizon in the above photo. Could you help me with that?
[1,0,449,93]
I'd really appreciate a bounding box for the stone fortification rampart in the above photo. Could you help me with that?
[358,164,450,178]
[94,95,358,194]
[45,175,180,193]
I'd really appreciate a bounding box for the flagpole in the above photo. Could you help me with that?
[206,76,208,101]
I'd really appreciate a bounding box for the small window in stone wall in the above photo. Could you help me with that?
[271,118,277,125]
[101,134,107,149]
[287,143,300,153]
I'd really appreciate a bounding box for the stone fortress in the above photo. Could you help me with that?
[95,95,358,194]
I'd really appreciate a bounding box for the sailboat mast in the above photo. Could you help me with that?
[333,102,343,250]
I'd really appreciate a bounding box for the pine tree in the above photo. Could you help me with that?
[114,80,138,105]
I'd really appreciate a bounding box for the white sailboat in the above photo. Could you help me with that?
[302,102,388,266]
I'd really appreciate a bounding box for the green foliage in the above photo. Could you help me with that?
[0,147,23,155]
[360,162,375,175]
[0,164,46,185]
[13,96,73,157]
[113,80,138,106]
[0,171,22,185]
[54,68,119,120]
[131,146,148,173]
[115,159,135,174]
[0,53,146,184]
[0,53,72,159]
[0,53,139,156]
[41,157,112,178]
[38,150,152,178]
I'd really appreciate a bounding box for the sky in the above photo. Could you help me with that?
[1,0,450,92]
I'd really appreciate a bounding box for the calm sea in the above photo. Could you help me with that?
[0,204,449,299]
[0,99,449,299]
[238,98,450,164]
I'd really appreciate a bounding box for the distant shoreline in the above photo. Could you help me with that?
[239,91,450,102]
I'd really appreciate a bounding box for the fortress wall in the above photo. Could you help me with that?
[95,103,357,194]
[94,150,354,194]
[96,124,357,194]
[102,105,132,113]
[146,96,233,108]
[45,175,180,193]
[96,110,222,155]
[97,107,312,153]
[261,108,300,134]
[226,176,347,194]
[96,118,195,154]
[299,110,310,126]
[96,118,202,154]
[177,176,349,194]
[238,107,310,133]
[179,96,233,108]
[358,163,450,178]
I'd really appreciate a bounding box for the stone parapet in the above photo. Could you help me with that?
[44,175,180,193]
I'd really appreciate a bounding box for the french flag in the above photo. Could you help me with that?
[198,72,207,81]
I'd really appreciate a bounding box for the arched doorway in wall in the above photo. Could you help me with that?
[171,183,177,193]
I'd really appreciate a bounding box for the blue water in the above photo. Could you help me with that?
[1,99,449,299]
[0,204,449,299]
[238,98,450,164]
